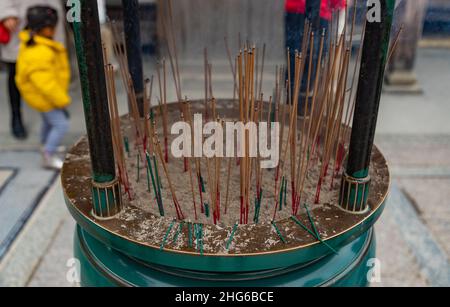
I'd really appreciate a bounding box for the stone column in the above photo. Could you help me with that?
[385,0,428,94]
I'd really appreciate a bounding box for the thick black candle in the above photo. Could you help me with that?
[340,0,395,213]
[122,0,145,117]
[347,0,395,179]
[73,0,116,183]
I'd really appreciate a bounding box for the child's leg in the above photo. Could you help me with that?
[42,110,69,155]
[7,62,27,139]
[41,114,51,146]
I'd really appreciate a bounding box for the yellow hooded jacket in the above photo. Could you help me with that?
[15,31,71,112]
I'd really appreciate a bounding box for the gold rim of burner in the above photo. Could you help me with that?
[63,142,390,257]
[339,172,371,215]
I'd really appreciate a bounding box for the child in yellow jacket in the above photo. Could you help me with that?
[16,6,71,170]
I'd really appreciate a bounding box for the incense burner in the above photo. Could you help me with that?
[63,100,390,286]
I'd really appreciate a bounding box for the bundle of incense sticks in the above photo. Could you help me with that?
[160,0,183,107]
[101,1,402,225]
[104,63,132,200]
[159,0,189,171]
[293,4,368,213]
[110,22,145,156]
[309,4,364,206]
[236,44,268,225]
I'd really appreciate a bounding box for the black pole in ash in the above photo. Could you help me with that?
[73,0,122,219]
[340,0,395,213]
[122,0,145,117]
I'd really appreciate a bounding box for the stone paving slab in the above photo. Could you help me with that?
[375,135,450,260]
[375,135,450,168]
[0,170,13,186]
[374,207,429,287]
[386,185,449,286]
[371,134,450,287]
[0,180,68,287]
[0,151,58,260]
[27,216,77,287]
[396,178,450,258]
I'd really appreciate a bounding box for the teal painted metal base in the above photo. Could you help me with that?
[74,225,376,287]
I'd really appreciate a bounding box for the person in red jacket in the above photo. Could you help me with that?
[286,0,346,21]
[0,0,65,140]
[285,0,346,112]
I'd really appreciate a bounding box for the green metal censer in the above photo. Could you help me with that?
[63,0,395,287]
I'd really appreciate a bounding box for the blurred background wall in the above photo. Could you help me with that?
[102,0,450,61]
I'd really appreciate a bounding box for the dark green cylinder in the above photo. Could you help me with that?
[347,0,395,179]
[73,0,116,183]
[74,226,377,287]
[341,0,395,213]
[122,0,145,116]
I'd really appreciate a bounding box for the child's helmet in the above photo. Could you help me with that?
[26,6,59,32]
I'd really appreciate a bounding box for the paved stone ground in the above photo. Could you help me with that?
[372,135,450,287]
[26,217,77,287]
[0,48,449,287]
[0,170,12,186]
[0,152,58,260]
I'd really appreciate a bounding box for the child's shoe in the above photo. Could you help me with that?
[43,152,64,170]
